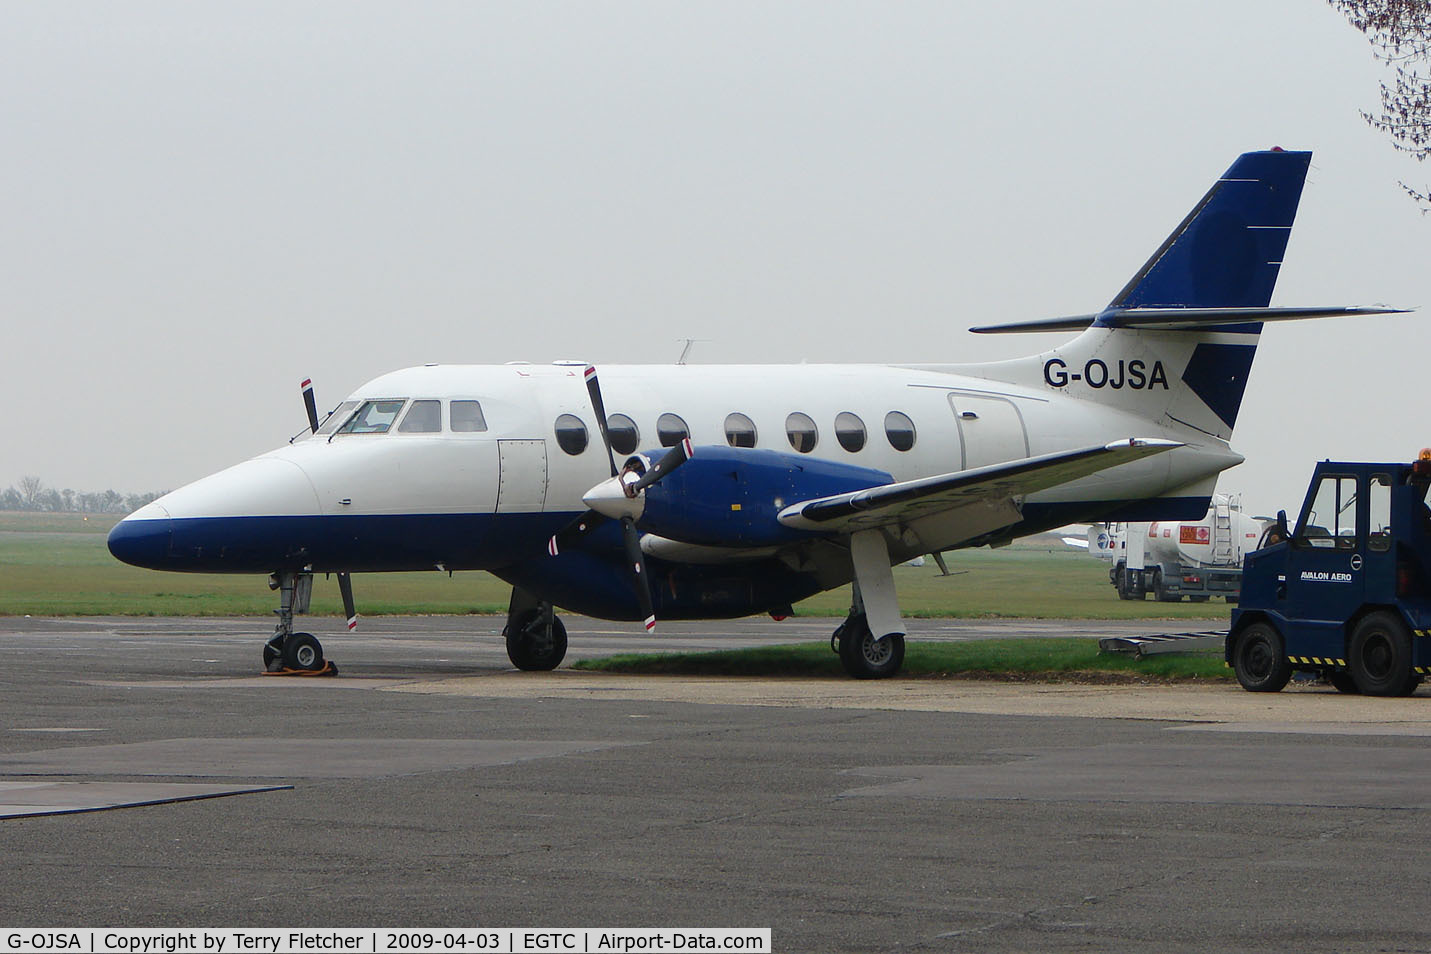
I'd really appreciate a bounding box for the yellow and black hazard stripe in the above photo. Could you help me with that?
[1417,629,1431,639]
[1287,656,1347,668]
[1416,665,1431,675]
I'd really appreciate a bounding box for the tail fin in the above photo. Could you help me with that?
[1108,149,1308,310]
[961,149,1400,442]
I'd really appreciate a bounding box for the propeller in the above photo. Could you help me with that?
[621,516,656,632]
[301,378,320,433]
[547,366,695,632]
[337,571,358,632]
[584,366,619,479]
[300,377,359,632]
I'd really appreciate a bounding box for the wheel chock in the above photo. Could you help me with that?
[259,660,339,677]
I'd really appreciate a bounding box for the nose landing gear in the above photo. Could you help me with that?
[262,570,338,675]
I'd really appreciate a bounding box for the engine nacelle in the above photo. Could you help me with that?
[636,446,891,547]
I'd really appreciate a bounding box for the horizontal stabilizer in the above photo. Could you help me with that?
[969,305,1407,335]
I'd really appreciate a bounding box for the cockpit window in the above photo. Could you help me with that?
[451,400,488,433]
[397,400,442,433]
[338,399,406,435]
[315,401,359,436]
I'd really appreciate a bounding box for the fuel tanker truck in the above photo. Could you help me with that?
[1081,494,1270,602]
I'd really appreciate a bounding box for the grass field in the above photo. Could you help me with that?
[0,510,1230,621]
[572,638,1233,681]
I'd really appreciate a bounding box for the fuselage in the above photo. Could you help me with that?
[108,360,1240,599]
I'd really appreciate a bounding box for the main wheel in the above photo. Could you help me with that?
[837,613,905,679]
[281,632,324,671]
[504,610,568,671]
[1231,622,1291,692]
[1348,611,1416,697]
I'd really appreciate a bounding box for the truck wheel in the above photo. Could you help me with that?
[1114,564,1134,600]
[1328,671,1359,694]
[1232,622,1291,692]
[1348,612,1416,697]
[1152,569,1181,602]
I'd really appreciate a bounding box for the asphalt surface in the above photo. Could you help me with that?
[2,615,1429,953]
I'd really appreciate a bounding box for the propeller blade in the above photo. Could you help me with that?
[621,516,657,632]
[548,511,609,556]
[583,366,619,479]
[337,572,358,631]
[629,438,694,494]
[301,378,320,433]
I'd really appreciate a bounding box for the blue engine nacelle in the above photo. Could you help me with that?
[634,446,891,547]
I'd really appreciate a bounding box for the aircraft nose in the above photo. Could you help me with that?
[107,502,173,569]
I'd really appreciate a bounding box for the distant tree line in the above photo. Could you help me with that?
[1,476,165,514]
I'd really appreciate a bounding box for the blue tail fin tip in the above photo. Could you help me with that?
[1106,149,1312,313]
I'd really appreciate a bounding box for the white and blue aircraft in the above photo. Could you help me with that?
[108,148,1397,678]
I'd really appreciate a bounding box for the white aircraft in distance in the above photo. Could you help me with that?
[109,148,1400,678]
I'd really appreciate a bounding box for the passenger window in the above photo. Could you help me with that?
[315,401,359,436]
[451,400,488,433]
[607,414,640,456]
[785,412,818,453]
[725,412,757,448]
[884,411,916,452]
[338,399,406,435]
[1296,475,1357,550]
[835,412,866,452]
[657,413,689,447]
[1369,474,1392,552]
[397,400,441,433]
[554,414,588,455]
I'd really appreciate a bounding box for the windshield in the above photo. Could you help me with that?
[337,399,407,435]
[314,401,359,436]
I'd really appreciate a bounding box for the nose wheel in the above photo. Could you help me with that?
[263,632,329,672]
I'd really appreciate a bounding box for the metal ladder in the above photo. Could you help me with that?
[1212,496,1234,564]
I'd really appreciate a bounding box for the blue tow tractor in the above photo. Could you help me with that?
[1228,454,1431,695]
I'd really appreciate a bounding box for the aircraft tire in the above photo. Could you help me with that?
[837,614,904,679]
[1348,611,1416,697]
[505,611,568,671]
[1231,621,1291,692]
[281,632,325,671]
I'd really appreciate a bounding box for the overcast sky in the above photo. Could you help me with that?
[3,0,1426,517]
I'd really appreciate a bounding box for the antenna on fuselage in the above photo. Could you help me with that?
[676,339,707,365]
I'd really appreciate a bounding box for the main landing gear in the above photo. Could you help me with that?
[832,612,906,679]
[503,587,568,671]
[829,530,908,679]
[263,571,336,675]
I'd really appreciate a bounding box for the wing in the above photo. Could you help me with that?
[777,438,1181,540]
